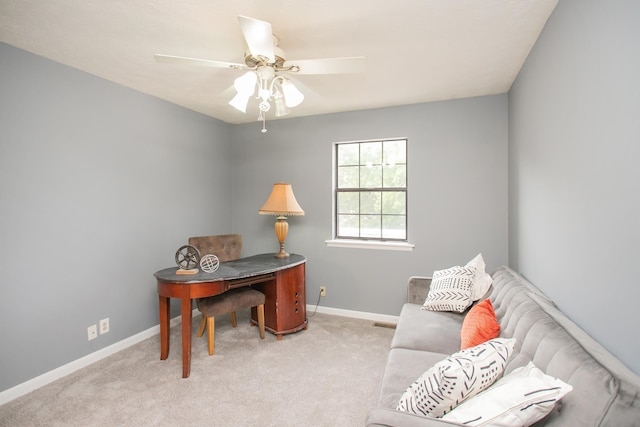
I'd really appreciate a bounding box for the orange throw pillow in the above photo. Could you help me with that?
[460,299,501,350]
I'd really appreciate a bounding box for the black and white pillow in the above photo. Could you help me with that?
[466,253,493,301]
[442,362,573,426]
[396,338,516,418]
[422,265,475,312]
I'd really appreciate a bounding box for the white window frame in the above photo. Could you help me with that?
[325,137,414,251]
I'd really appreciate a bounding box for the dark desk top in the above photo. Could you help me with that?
[154,253,306,283]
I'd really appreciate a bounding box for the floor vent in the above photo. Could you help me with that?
[373,322,397,329]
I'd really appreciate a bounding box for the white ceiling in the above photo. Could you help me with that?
[0,0,558,125]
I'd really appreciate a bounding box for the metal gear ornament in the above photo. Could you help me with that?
[175,245,201,270]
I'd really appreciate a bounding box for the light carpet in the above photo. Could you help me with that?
[0,312,395,427]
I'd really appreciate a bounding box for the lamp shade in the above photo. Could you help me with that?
[259,183,305,216]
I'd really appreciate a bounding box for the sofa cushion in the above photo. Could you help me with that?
[460,299,500,350]
[391,303,463,354]
[422,265,475,313]
[377,348,448,410]
[396,338,516,418]
[441,361,572,426]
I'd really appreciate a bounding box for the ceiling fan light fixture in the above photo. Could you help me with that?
[229,71,258,112]
[155,15,366,133]
[273,89,290,117]
[281,79,304,108]
[229,92,251,113]
[233,71,258,94]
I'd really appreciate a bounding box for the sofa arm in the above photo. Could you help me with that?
[366,408,461,427]
[407,276,432,304]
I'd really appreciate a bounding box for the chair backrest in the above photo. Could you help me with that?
[188,234,242,262]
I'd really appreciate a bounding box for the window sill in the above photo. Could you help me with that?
[325,239,415,251]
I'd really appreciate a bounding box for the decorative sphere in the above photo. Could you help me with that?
[200,254,220,273]
[259,100,271,112]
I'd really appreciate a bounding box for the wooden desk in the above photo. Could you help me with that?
[155,253,306,378]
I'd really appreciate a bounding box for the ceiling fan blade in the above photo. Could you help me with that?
[154,54,246,69]
[284,57,366,75]
[238,16,275,62]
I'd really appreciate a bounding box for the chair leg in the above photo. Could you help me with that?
[257,304,265,339]
[206,316,215,356]
[197,315,206,337]
[230,311,237,328]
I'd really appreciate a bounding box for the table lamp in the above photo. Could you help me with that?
[259,183,305,258]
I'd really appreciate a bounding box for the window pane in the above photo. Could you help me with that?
[382,215,406,239]
[383,164,406,188]
[383,139,406,164]
[360,191,381,214]
[360,142,382,166]
[382,191,406,215]
[361,215,381,238]
[338,144,359,166]
[337,192,359,214]
[360,164,382,188]
[338,166,359,188]
[337,214,360,237]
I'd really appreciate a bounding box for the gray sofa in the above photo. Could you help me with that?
[367,266,640,427]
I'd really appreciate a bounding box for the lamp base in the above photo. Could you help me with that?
[274,249,290,259]
[274,216,290,259]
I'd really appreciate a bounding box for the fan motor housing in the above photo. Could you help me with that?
[244,53,287,69]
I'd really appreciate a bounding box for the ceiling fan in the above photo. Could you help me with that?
[155,15,366,132]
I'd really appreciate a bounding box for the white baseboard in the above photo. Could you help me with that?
[0,306,395,406]
[307,304,399,324]
[0,310,198,406]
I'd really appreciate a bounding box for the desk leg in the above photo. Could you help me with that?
[159,295,170,360]
[180,294,192,378]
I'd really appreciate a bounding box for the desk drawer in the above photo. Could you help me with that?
[228,272,275,289]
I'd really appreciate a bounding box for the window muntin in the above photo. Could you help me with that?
[335,139,407,241]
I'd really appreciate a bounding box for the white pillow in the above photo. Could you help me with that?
[396,338,516,418]
[466,253,493,301]
[422,265,475,312]
[442,362,573,426]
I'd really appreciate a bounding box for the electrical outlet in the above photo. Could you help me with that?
[87,324,98,341]
[99,318,110,334]
[320,286,327,297]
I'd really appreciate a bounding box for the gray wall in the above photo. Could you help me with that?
[230,96,509,316]
[0,43,233,391]
[509,1,640,373]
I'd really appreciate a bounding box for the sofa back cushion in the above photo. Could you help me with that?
[487,267,640,426]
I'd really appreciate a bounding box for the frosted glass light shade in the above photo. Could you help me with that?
[229,92,251,113]
[234,71,257,93]
[281,79,304,108]
[273,89,290,117]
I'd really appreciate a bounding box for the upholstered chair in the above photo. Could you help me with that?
[187,234,265,355]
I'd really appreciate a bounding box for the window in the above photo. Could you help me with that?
[334,138,407,241]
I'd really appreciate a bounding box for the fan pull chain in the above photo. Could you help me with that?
[261,114,267,133]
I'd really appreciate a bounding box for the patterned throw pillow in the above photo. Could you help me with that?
[460,299,501,350]
[442,362,573,426]
[466,253,494,301]
[396,338,516,418]
[422,265,475,312]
